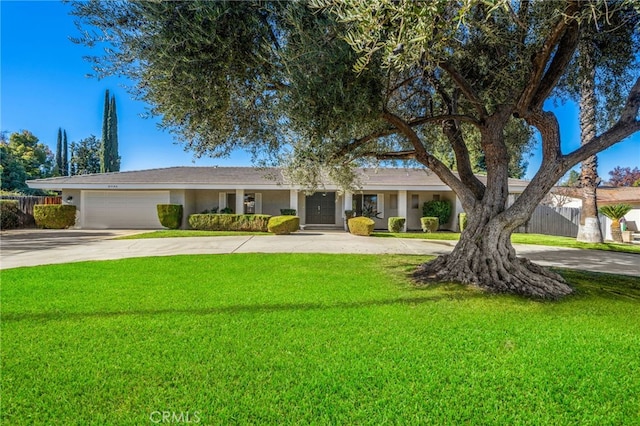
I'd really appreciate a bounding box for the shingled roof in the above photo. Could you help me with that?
[27,166,531,191]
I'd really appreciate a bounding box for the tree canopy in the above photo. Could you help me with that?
[1,131,55,193]
[72,0,640,298]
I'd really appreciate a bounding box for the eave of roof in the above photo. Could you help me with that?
[26,166,531,192]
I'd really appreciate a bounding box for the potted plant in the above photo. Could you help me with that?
[598,203,632,243]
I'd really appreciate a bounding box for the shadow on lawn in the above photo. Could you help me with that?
[2,294,482,323]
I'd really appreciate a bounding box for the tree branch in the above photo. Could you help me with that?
[439,61,487,118]
[382,110,478,208]
[516,1,581,113]
[530,20,580,110]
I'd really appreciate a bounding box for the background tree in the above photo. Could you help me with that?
[70,135,101,175]
[72,1,640,298]
[55,128,63,176]
[63,130,69,176]
[100,90,120,173]
[607,166,640,187]
[1,130,55,192]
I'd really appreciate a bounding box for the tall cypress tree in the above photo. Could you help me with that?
[108,95,120,172]
[55,128,63,176]
[100,89,110,173]
[63,130,69,176]
[100,89,120,173]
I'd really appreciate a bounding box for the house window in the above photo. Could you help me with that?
[411,194,419,209]
[354,194,378,217]
[389,194,398,210]
[244,193,255,214]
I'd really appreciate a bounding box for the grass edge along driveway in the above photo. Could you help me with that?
[2,253,639,425]
[117,229,640,255]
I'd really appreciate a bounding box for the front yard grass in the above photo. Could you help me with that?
[2,254,639,424]
[374,231,640,254]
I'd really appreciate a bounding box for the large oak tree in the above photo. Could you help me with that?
[72,0,640,298]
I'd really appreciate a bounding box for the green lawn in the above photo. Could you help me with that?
[2,254,639,424]
[374,231,640,254]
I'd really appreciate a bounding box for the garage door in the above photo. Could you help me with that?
[83,191,170,229]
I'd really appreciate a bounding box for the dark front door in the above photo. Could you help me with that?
[305,192,336,224]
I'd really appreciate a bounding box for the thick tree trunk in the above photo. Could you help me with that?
[576,38,603,243]
[414,207,574,299]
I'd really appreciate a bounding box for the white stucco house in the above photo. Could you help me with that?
[547,186,640,240]
[27,166,530,231]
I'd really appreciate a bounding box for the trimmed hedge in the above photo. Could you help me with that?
[459,213,468,232]
[348,216,375,236]
[188,214,271,232]
[420,217,438,233]
[268,216,300,235]
[0,200,20,229]
[157,204,183,229]
[388,217,405,233]
[280,209,297,216]
[422,200,451,229]
[33,204,76,229]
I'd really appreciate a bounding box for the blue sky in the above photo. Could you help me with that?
[2,1,639,181]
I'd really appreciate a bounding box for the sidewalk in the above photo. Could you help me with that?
[1,229,639,276]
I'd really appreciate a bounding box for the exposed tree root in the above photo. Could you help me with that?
[413,253,574,299]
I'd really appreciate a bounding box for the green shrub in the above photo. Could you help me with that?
[220,207,233,214]
[0,200,20,229]
[188,214,271,232]
[388,217,406,233]
[459,213,468,232]
[348,216,375,236]
[422,200,452,228]
[33,204,76,229]
[280,209,297,216]
[420,217,439,233]
[157,204,183,229]
[344,210,356,219]
[268,216,300,234]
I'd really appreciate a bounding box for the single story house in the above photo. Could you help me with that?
[27,167,530,231]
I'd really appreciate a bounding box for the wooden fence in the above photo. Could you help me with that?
[517,205,607,238]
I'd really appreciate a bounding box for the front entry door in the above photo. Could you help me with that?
[305,192,336,224]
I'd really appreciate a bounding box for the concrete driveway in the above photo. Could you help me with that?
[1,229,639,277]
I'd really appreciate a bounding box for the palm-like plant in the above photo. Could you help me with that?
[598,204,632,243]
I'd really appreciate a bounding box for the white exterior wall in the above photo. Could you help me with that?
[61,189,82,228]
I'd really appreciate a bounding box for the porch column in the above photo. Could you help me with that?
[398,190,408,232]
[343,191,353,215]
[235,189,245,214]
[289,189,299,214]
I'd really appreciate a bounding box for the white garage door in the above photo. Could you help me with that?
[83,191,170,229]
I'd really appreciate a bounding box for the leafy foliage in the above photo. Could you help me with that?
[188,214,271,232]
[607,166,640,187]
[0,200,20,229]
[347,216,375,236]
[33,205,76,229]
[267,215,300,235]
[70,135,101,175]
[1,131,54,193]
[156,204,183,230]
[422,200,452,227]
[420,217,439,233]
[598,204,633,221]
[100,90,120,173]
[387,217,405,233]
